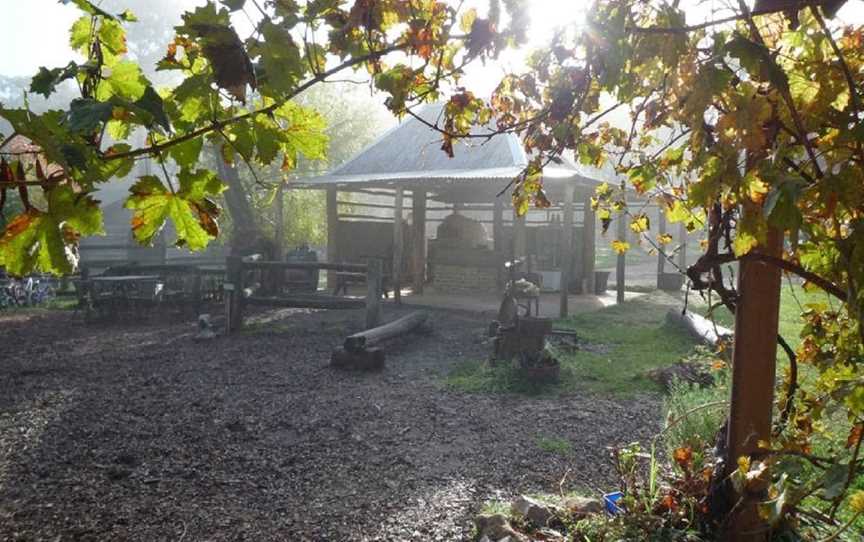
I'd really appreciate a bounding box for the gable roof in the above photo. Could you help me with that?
[296,103,601,197]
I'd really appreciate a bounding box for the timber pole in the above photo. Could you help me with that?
[326,187,339,290]
[725,221,784,542]
[559,185,575,318]
[365,257,383,328]
[393,187,404,304]
[412,190,427,294]
[616,210,626,304]
[582,196,596,294]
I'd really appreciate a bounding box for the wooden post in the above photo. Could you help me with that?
[493,197,505,291]
[582,196,596,294]
[326,187,339,290]
[559,184,575,318]
[678,222,687,271]
[392,187,404,304]
[274,181,285,261]
[725,224,784,542]
[657,207,667,288]
[514,211,527,259]
[616,211,626,304]
[225,255,244,333]
[365,257,382,328]
[412,189,427,295]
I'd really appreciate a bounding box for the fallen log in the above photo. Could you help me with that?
[343,311,429,353]
[332,311,429,371]
[665,308,732,347]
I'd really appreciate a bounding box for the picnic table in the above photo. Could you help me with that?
[84,274,163,318]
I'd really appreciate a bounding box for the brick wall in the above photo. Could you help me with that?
[433,264,499,294]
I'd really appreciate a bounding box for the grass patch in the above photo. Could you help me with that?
[446,292,702,396]
[535,435,574,456]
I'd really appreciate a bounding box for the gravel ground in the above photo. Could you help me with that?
[0,305,662,541]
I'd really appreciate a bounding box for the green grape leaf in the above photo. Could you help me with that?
[0,185,103,276]
[726,35,789,94]
[65,0,116,19]
[167,136,204,168]
[257,21,304,97]
[125,171,225,250]
[30,62,79,98]
[66,99,114,134]
[96,61,148,101]
[134,86,172,132]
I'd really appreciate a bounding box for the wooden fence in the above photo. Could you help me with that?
[224,256,383,333]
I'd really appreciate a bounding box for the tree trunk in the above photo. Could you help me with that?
[212,146,269,257]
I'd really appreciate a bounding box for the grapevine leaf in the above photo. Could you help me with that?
[134,86,172,132]
[66,99,114,134]
[30,62,79,98]
[0,186,103,276]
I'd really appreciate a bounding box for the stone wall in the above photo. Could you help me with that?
[433,264,499,295]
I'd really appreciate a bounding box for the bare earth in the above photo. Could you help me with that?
[0,306,661,541]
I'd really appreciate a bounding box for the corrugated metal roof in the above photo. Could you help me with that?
[295,103,599,191]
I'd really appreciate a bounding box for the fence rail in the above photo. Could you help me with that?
[224,256,382,333]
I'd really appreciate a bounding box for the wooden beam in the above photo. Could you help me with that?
[514,212,527,259]
[656,207,667,288]
[559,184,576,318]
[726,224,783,540]
[365,257,382,328]
[326,187,339,290]
[393,187,404,304]
[225,255,244,333]
[581,196,596,294]
[412,190,427,294]
[493,197,504,252]
[678,221,687,271]
[616,211,626,304]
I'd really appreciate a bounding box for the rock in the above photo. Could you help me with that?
[510,495,560,527]
[563,495,604,518]
[474,514,527,542]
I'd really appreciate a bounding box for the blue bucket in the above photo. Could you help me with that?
[603,491,624,515]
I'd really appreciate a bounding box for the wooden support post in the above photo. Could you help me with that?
[365,257,382,329]
[412,190,427,294]
[559,185,575,318]
[616,211,626,304]
[678,221,687,271]
[493,197,505,291]
[225,256,244,333]
[657,207,667,288]
[392,187,404,304]
[581,196,596,294]
[514,211,527,259]
[326,187,339,290]
[493,197,504,252]
[725,225,783,542]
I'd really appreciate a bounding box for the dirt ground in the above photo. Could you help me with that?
[0,305,662,541]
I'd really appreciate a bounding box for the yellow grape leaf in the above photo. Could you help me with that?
[611,239,630,255]
[657,233,673,245]
[733,230,758,256]
[850,490,864,513]
[630,214,649,234]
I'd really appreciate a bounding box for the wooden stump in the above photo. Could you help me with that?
[330,347,386,371]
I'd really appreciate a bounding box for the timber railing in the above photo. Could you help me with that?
[224,255,383,333]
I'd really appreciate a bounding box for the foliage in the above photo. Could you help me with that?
[0,0,529,275]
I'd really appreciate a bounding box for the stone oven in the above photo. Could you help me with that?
[429,212,501,295]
